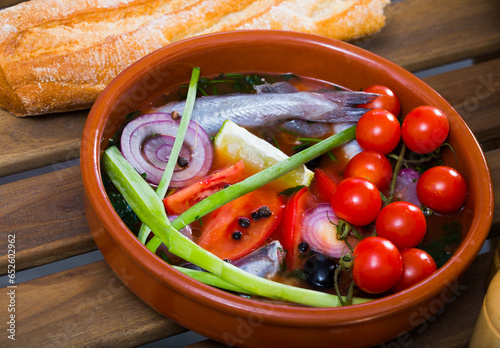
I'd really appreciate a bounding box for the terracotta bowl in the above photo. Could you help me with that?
[80,30,493,347]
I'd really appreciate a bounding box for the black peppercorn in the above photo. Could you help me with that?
[232,231,243,240]
[170,110,181,120]
[251,211,261,221]
[238,218,250,228]
[258,206,272,218]
[177,157,189,168]
[298,241,309,253]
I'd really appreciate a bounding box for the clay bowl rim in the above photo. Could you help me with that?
[81,30,494,328]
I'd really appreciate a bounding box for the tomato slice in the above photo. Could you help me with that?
[197,189,284,261]
[311,168,338,202]
[280,187,311,271]
[163,161,246,215]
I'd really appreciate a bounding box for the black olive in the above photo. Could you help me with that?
[303,254,339,289]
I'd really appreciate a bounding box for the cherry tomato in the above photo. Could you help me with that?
[401,106,449,154]
[357,85,401,116]
[311,168,338,202]
[280,187,312,271]
[356,109,401,154]
[331,177,381,226]
[343,151,393,192]
[352,236,403,294]
[163,161,246,215]
[392,248,437,292]
[416,166,467,214]
[375,201,427,249]
[197,188,284,260]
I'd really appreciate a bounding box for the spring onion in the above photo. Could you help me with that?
[137,67,200,245]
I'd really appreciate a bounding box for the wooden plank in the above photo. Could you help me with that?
[0,165,96,275]
[0,109,87,178]
[359,0,500,72]
[0,260,187,347]
[1,57,500,273]
[486,148,500,234]
[1,0,500,178]
[0,0,25,9]
[423,58,500,145]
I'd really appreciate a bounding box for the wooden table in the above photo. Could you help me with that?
[1,0,499,346]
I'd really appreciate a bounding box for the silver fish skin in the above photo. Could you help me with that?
[253,81,299,94]
[232,240,285,279]
[156,90,376,137]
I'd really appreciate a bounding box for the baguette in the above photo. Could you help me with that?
[0,0,390,116]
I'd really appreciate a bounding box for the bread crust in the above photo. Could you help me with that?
[0,0,390,116]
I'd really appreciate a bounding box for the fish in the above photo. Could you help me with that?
[232,240,285,279]
[156,86,377,137]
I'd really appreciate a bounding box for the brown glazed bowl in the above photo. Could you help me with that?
[80,30,494,347]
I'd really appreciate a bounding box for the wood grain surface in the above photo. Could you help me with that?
[360,0,500,71]
[0,260,187,347]
[0,166,95,274]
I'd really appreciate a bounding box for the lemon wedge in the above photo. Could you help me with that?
[213,120,314,191]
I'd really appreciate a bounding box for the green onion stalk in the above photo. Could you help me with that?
[137,67,200,246]
[102,68,371,307]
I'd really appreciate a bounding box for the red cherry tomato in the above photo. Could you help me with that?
[356,109,401,154]
[376,201,427,249]
[352,236,403,294]
[357,85,401,116]
[197,189,284,260]
[416,166,467,214]
[401,106,449,154]
[331,177,381,226]
[343,151,393,192]
[392,248,437,292]
[163,161,246,215]
[280,187,312,271]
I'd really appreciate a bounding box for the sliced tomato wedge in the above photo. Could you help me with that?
[163,161,246,215]
[280,187,312,271]
[197,189,284,261]
[311,168,338,202]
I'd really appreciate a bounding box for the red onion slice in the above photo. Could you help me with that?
[302,203,357,258]
[143,135,192,171]
[393,168,422,207]
[120,113,213,187]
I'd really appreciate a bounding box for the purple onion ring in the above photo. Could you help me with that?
[120,113,213,187]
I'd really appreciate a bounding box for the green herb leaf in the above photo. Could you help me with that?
[278,185,306,197]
